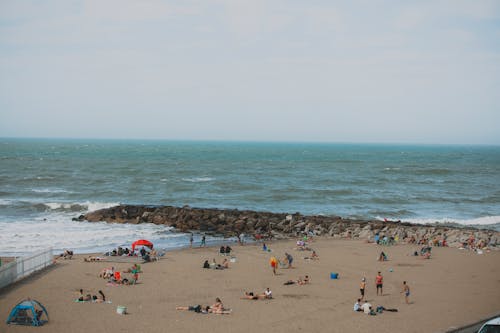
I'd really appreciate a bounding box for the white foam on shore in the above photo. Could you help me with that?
[0,213,176,256]
[402,216,500,226]
[43,201,119,211]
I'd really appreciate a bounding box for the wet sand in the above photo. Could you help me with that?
[1,238,499,333]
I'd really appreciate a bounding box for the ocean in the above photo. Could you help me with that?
[1,138,499,256]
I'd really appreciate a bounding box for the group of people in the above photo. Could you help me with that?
[77,289,106,303]
[240,288,273,300]
[176,297,232,315]
[203,258,229,270]
[354,273,410,315]
[219,245,232,256]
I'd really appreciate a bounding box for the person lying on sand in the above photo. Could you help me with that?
[241,289,273,300]
[99,267,114,279]
[84,256,105,262]
[176,305,210,313]
[241,292,260,300]
[304,250,319,260]
[297,275,310,285]
[284,276,310,285]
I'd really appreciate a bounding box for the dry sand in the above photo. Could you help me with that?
[1,239,499,333]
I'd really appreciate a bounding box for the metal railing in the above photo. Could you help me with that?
[0,248,53,290]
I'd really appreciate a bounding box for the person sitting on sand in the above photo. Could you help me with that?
[378,251,388,261]
[220,246,226,256]
[210,298,231,314]
[262,287,272,299]
[92,290,106,303]
[222,258,229,269]
[203,260,210,269]
[361,300,372,314]
[225,245,232,255]
[311,250,319,259]
[211,258,224,270]
[60,249,73,259]
[124,264,141,274]
[262,243,267,251]
[100,267,114,279]
[78,289,92,302]
[354,299,362,312]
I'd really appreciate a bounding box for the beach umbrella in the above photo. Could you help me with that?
[131,239,153,251]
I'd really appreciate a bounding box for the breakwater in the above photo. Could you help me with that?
[75,205,500,248]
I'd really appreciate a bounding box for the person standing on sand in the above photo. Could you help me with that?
[270,256,278,275]
[375,272,383,296]
[190,233,194,248]
[360,277,366,300]
[401,281,410,304]
[200,235,206,247]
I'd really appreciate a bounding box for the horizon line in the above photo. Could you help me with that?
[1,136,499,147]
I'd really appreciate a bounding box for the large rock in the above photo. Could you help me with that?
[74,204,500,248]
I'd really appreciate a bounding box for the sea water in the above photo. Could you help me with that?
[1,138,499,256]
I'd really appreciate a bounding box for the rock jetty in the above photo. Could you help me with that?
[74,205,500,248]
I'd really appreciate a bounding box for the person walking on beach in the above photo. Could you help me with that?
[189,233,194,248]
[285,252,294,268]
[360,277,366,300]
[200,235,206,247]
[401,281,410,304]
[375,272,383,296]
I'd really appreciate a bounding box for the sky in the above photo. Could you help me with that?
[0,0,499,144]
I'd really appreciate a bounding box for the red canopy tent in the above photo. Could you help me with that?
[131,239,154,251]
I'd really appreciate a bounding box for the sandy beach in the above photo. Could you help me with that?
[1,238,499,333]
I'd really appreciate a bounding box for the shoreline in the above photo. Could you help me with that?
[1,238,499,333]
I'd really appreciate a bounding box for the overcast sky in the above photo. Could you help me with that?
[1,1,499,144]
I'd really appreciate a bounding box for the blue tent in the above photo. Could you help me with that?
[6,299,49,326]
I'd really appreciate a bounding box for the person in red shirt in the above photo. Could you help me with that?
[375,272,383,296]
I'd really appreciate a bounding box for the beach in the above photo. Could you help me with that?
[1,238,499,333]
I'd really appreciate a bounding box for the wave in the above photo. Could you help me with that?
[44,201,119,212]
[0,216,177,256]
[181,177,215,183]
[0,199,119,213]
[31,188,72,194]
[403,216,500,226]
[0,199,13,206]
[413,168,452,176]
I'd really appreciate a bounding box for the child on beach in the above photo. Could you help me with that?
[401,281,410,304]
[360,278,366,300]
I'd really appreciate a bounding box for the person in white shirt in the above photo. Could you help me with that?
[361,300,372,314]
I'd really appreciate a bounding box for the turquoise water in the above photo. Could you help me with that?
[1,138,499,255]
